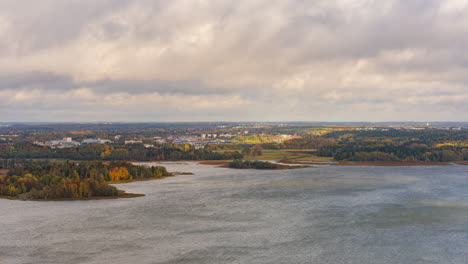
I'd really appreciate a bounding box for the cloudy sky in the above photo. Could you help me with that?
[1,0,467,122]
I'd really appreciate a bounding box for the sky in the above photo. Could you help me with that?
[0,0,467,122]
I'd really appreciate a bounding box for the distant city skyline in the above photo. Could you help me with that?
[1,1,467,122]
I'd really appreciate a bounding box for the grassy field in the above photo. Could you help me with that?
[216,149,334,162]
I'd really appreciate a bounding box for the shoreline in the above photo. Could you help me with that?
[199,161,311,170]
[136,159,468,167]
[279,160,468,166]
[106,171,192,185]
[2,160,467,201]
[0,192,145,202]
[0,169,191,202]
[107,175,175,184]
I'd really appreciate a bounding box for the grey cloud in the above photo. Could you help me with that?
[0,0,130,54]
[0,72,229,96]
[88,79,225,96]
[0,0,467,121]
[0,72,73,90]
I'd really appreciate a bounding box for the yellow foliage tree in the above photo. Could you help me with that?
[109,167,131,181]
[184,144,191,151]
[100,145,113,158]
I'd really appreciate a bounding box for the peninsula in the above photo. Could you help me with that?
[0,160,172,201]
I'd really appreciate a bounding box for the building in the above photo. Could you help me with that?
[125,140,143,144]
[36,138,80,148]
[82,138,112,144]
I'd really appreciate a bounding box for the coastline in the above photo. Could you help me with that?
[199,161,311,170]
[146,159,468,167]
[2,160,467,201]
[107,175,174,184]
[0,169,192,201]
[0,192,145,202]
[279,160,468,166]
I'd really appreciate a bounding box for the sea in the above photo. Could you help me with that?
[1,163,468,264]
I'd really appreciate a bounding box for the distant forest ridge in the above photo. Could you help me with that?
[1,123,468,162]
[0,144,242,161]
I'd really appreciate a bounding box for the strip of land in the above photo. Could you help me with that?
[0,192,144,201]
[279,160,468,166]
[199,160,310,170]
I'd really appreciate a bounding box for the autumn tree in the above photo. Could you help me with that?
[109,167,131,181]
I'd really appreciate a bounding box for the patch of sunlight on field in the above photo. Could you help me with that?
[244,149,295,161]
[293,156,334,162]
[246,150,334,162]
[216,148,334,162]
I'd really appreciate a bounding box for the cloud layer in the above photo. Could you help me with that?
[1,0,467,121]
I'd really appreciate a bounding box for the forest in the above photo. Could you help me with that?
[1,123,468,163]
[0,143,243,161]
[283,129,468,162]
[0,160,170,200]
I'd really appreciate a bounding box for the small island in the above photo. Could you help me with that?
[230,160,281,169]
[0,160,172,201]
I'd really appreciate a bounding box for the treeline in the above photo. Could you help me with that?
[0,143,243,161]
[308,129,468,162]
[323,129,468,142]
[318,145,468,162]
[229,160,279,169]
[0,160,170,200]
[0,159,47,169]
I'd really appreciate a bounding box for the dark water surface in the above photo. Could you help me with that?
[1,163,468,264]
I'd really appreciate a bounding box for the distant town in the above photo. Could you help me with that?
[29,130,300,149]
[0,122,466,149]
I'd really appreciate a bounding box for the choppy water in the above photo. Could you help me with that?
[1,163,468,264]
